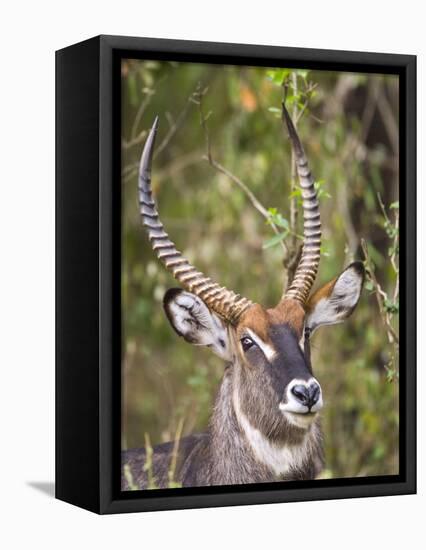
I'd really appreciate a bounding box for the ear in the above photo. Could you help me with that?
[163,288,232,360]
[305,262,365,334]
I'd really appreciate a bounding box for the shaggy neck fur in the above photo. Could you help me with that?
[121,363,325,490]
[204,365,323,485]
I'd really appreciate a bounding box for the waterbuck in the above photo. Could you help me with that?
[122,105,365,489]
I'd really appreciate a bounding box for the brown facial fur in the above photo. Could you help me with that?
[237,299,306,342]
[305,277,337,313]
[233,299,314,444]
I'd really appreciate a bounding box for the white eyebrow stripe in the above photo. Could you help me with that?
[299,329,305,351]
[246,328,277,361]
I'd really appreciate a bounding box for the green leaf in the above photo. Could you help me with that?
[384,298,399,314]
[266,68,290,86]
[386,369,396,383]
[266,208,289,229]
[383,219,398,239]
[168,481,182,489]
[277,218,289,229]
[285,93,300,106]
[318,190,332,199]
[388,244,399,257]
[364,280,374,292]
[389,201,399,210]
[275,215,289,229]
[289,188,302,199]
[365,242,384,268]
[295,69,310,79]
[263,231,289,249]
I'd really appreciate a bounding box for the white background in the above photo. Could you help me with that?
[0,1,423,548]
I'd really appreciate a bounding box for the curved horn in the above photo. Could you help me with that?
[138,117,254,324]
[282,103,321,304]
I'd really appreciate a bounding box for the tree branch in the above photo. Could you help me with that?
[153,88,197,159]
[361,238,399,346]
[195,84,287,254]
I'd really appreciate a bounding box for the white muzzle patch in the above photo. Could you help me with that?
[279,378,323,420]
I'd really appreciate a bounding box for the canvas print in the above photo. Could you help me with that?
[120,60,399,491]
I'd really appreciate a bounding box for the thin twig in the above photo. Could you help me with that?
[377,193,399,280]
[154,87,198,159]
[203,156,273,220]
[376,79,399,154]
[127,73,167,143]
[361,238,399,345]
[123,464,138,491]
[121,162,139,184]
[281,73,304,287]
[335,79,381,259]
[143,433,158,489]
[168,417,184,488]
[197,83,212,164]
[392,211,400,304]
[122,130,148,151]
[122,150,204,186]
[195,84,287,253]
[130,91,154,140]
[289,72,299,252]
[295,82,318,125]
[121,85,201,184]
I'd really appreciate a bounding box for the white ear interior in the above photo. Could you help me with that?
[306,263,364,334]
[331,266,364,308]
[164,290,231,360]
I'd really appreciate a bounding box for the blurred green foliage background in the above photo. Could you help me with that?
[121,59,399,479]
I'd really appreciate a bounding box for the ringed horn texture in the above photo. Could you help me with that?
[282,104,322,304]
[138,116,254,324]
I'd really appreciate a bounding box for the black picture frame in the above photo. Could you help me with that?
[56,35,416,514]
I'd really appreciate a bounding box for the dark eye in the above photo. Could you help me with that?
[241,336,255,352]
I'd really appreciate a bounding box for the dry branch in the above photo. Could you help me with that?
[195,84,288,254]
[361,238,399,346]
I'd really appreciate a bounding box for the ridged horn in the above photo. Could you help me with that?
[138,117,254,324]
[282,103,321,304]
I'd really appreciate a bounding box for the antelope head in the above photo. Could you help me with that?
[138,106,365,438]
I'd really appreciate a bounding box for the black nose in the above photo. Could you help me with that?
[291,383,321,409]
